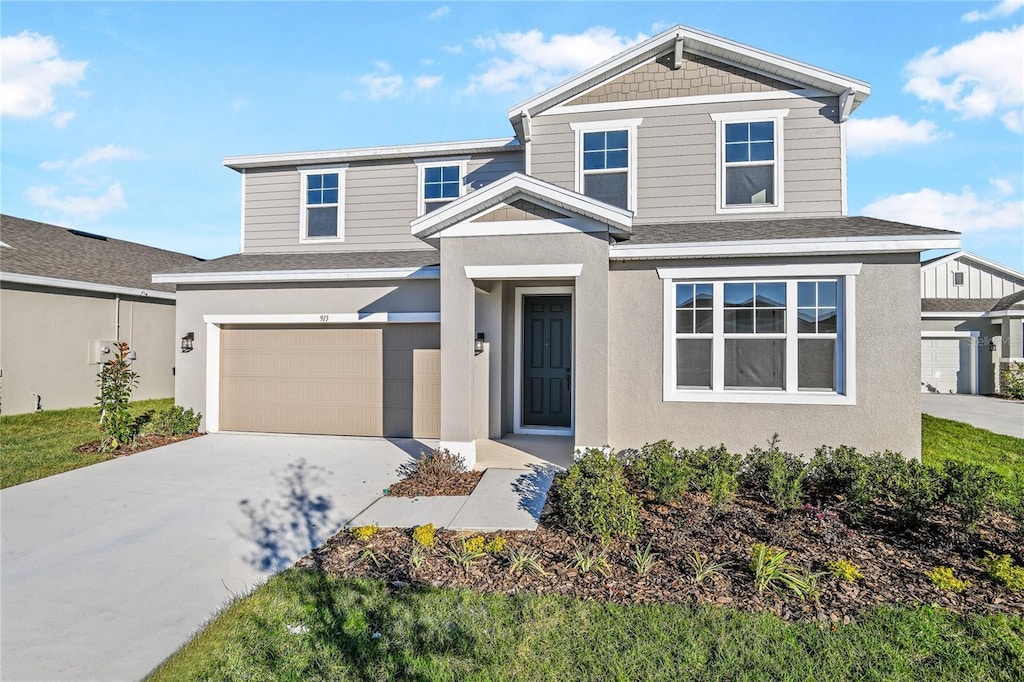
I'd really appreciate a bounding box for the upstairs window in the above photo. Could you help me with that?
[710,110,787,214]
[299,167,345,241]
[570,118,641,212]
[417,158,467,215]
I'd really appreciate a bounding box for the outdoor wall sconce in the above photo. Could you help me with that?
[474,332,485,355]
[181,332,194,353]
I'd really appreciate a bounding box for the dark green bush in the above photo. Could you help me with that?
[873,452,943,528]
[629,440,694,503]
[152,405,203,436]
[1004,472,1024,530]
[741,434,807,512]
[549,448,640,542]
[940,460,1004,532]
[806,445,877,523]
[682,445,741,508]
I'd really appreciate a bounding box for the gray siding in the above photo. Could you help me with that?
[530,96,843,223]
[921,256,1024,299]
[242,151,524,254]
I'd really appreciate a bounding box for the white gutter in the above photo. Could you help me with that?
[224,138,520,170]
[1,272,176,300]
[609,234,961,259]
[153,265,441,285]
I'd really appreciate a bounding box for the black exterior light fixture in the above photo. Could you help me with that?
[474,332,485,355]
[181,332,195,353]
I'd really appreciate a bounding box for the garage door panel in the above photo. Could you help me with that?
[921,338,965,394]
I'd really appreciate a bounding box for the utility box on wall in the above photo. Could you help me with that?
[89,340,118,365]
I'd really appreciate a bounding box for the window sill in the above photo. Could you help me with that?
[298,235,345,244]
[715,204,784,215]
[662,388,855,405]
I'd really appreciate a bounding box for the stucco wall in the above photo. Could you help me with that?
[0,284,176,414]
[173,280,440,426]
[607,254,923,458]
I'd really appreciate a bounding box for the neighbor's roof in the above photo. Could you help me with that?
[0,215,202,295]
[993,290,1024,312]
[921,299,1004,313]
[623,217,957,244]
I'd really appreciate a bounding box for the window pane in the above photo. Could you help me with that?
[606,129,628,149]
[605,149,628,169]
[676,283,695,308]
[321,173,338,189]
[725,339,785,388]
[307,174,322,190]
[307,189,320,205]
[677,339,712,388]
[724,283,753,307]
[799,339,835,390]
[818,280,838,307]
[749,121,774,142]
[798,309,817,333]
[756,282,786,307]
[424,167,441,183]
[755,309,785,333]
[441,165,459,181]
[725,143,749,163]
[307,206,338,237]
[424,200,446,214]
[695,309,714,333]
[424,183,443,199]
[749,142,774,162]
[676,310,695,334]
[798,282,816,307]
[440,180,459,198]
[584,172,628,209]
[724,308,754,333]
[725,123,748,143]
[695,284,713,308]
[583,131,605,151]
[583,150,605,170]
[726,166,774,205]
[321,188,338,204]
[818,308,838,333]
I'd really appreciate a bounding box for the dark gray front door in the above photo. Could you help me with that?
[522,295,572,427]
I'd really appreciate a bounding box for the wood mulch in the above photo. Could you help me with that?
[302,487,1024,623]
[73,432,204,457]
[386,470,483,497]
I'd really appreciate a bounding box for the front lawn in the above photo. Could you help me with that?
[149,571,1024,681]
[0,398,173,488]
[922,413,1024,481]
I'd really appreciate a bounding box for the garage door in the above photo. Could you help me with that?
[220,325,440,438]
[921,338,963,394]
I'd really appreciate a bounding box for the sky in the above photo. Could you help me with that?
[2,1,1022,271]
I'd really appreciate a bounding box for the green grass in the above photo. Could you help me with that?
[149,570,1024,682]
[0,398,173,488]
[921,413,1024,480]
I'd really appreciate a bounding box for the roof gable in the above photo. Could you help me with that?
[920,250,1024,285]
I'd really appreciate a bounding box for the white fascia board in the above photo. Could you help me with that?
[547,89,827,116]
[921,311,987,319]
[203,312,441,325]
[464,264,583,279]
[922,331,979,338]
[984,310,1024,319]
[152,265,440,285]
[1,272,176,300]
[657,262,862,280]
[224,137,519,170]
[611,234,961,260]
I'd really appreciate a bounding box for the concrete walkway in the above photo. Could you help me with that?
[0,433,423,682]
[921,393,1024,438]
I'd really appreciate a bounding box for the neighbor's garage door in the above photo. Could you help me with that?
[219,325,440,438]
[921,338,962,394]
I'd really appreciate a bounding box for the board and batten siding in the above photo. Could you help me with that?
[242,151,524,253]
[529,95,843,223]
[921,257,1024,300]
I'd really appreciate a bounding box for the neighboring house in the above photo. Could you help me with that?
[155,25,960,464]
[920,250,1024,395]
[0,215,203,414]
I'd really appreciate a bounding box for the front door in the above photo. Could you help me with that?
[522,295,572,427]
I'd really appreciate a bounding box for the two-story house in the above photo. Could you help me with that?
[155,25,960,466]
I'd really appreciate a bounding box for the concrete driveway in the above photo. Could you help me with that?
[921,393,1024,438]
[0,432,428,681]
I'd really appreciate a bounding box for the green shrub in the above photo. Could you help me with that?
[978,552,1024,593]
[940,460,1003,531]
[549,448,641,543]
[1002,472,1024,529]
[873,452,943,528]
[749,543,816,599]
[806,445,877,523]
[1001,361,1024,399]
[925,566,971,593]
[95,341,140,451]
[629,440,694,503]
[349,525,378,542]
[152,405,202,436]
[412,523,436,548]
[683,445,741,509]
[741,434,807,511]
[826,558,863,582]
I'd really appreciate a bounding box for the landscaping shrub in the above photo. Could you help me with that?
[683,445,741,509]
[749,543,815,599]
[741,434,807,512]
[806,445,877,524]
[95,341,140,451]
[549,448,641,542]
[412,524,436,548]
[152,405,202,436]
[940,460,1004,532]
[629,440,693,503]
[925,566,971,593]
[826,558,863,582]
[411,448,467,476]
[349,525,378,542]
[873,452,943,528]
[1003,472,1024,530]
[978,552,1024,593]
[1000,361,1024,400]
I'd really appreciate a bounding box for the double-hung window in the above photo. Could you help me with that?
[416,158,467,215]
[663,264,859,405]
[570,118,641,212]
[299,167,346,241]
[710,110,787,213]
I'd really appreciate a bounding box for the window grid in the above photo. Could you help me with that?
[582,130,629,173]
[424,165,461,201]
[722,119,777,208]
[307,173,339,206]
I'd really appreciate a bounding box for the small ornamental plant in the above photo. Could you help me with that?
[349,525,378,542]
[412,523,436,548]
[463,535,486,554]
[95,341,140,451]
[484,536,506,554]
[925,566,971,593]
[826,559,863,582]
[979,553,1024,593]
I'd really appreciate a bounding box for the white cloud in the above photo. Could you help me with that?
[440,44,463,55]
[904,26,1024,132]
[990,177,1015,195]
[415,74,443,90]
[51,111,76,128]
[467,26,648,95]
[962,0,1023,22]
[0,31,87,119]
[358,62,403,100]
[861,185,1023,233]
[427,5,450,21]
[40,144,143,171]
[26,182,126,221]
[846,116,941,156]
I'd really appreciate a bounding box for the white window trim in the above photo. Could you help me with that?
[661,264,858,405]
[569,118,642,213]
[710,109,788,215]
[513,286,575,436]
[415,156,469,217]
[298,165,347,243]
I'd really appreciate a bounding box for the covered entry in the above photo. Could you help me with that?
[219,324,440,437]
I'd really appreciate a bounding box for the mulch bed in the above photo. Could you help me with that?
[73,432,204,457]
[302,487,1024,623]
[386,470,484,497]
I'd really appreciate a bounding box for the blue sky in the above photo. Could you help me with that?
[2,1,1022,270]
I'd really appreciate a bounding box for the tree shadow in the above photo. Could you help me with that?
[238,458,340,572]
[512,464,558,520]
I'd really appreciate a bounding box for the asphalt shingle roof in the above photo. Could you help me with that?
[993,290,1024,312]
[1,215,202,293]
[158,250,440,275]
[921,298,1003,313]
[624,216,957,245]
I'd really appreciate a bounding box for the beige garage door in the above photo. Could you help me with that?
[220,324,440,438]
[921,338,963,394]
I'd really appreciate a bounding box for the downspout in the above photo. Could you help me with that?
[114,294,121,341]
[520,109,532,176]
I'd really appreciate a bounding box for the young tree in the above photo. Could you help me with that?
[96,341,140,451]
